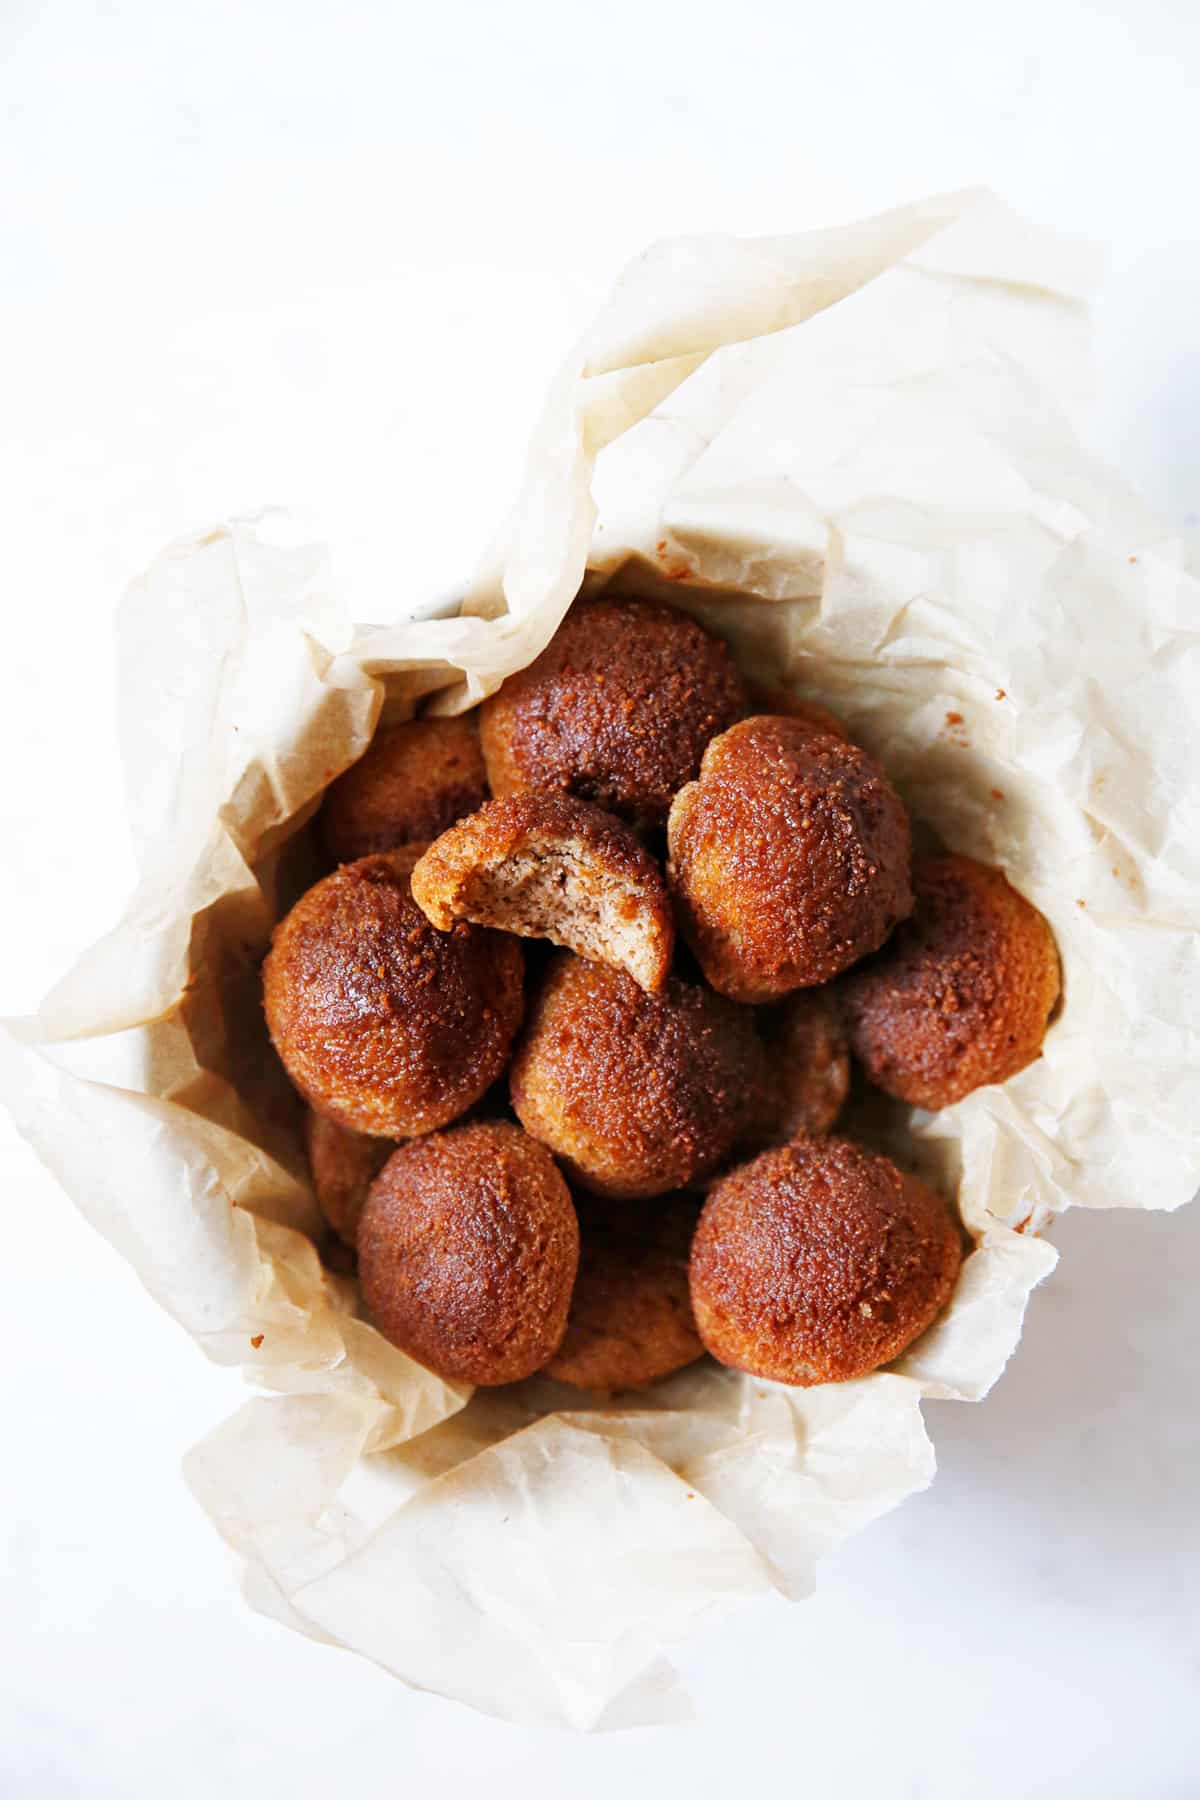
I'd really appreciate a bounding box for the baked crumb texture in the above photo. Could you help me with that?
[838,853,1061,1109]
[263,851,524,1138]
[411,792,674,993]
[320,714,489,863]
[479,594,748,825]
[510,950,766,1200]
[689,1132,963,1385]
[668,715,913,1002]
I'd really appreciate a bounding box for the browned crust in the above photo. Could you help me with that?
[748,987,851,1146]
[744,680,850,742]
[546,1196,704,1393]
[320,715,488,863]
[410,792,674,992]
[479,595,748,825]
[510,951,766,1200]
[262,851,524,1138]
[839,854,1062,1109]
[667,716,913,1002]
[689,1133,963,1385]
[357,1120,579,1385]
[303,1108,395,1248]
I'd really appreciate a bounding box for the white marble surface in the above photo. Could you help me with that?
[1,1,1198,1792]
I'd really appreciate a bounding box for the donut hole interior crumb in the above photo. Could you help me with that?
[460,842,662,990]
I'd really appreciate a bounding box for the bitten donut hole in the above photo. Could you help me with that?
[411,793,674,993]
[451,842,663,992]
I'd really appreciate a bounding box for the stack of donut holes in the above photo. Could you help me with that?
[263,594,1061,1395]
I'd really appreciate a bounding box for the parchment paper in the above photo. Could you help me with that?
[3,188,1198,1729]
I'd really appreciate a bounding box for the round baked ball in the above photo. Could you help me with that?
[479,595,748,825]
[357,1120,579,1385]
[411,792,674,993]
[839,854,1061,1109]
[263,851,524,1138]
[750,988,851,1145]
[303,1108,394,1248]
[667,716,913,1002]
[690,1134,963,1385]
[547,1196,703,1394]
[320,715,488,864]
[510,951,765,1199]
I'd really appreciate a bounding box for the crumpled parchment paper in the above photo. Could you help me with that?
[3,187,1198,1729]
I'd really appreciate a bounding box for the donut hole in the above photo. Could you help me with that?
[445,841,664,992]
[412,794,674,993]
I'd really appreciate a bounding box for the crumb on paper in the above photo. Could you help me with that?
[250,1334,264,1349]
[655,537,692,582]
[995,688,1007,700]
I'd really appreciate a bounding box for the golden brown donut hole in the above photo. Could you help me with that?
[510,951,766,1199]
[479,594,748,826]
[839,854,1062,1109]
[320,715,488,864]
[263,851,524,1138]
[411,791,675,994]
[358,1120,579,1385]
[689,1133,963,1385]
[667,715,913,1002]
[546,1196,704,1394]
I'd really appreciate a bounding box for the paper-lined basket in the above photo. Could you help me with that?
[3,188,1197,1728]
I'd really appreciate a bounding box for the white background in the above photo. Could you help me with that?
[2,2,1198,1794]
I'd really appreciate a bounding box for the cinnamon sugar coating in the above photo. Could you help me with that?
[689,1133,963,1385]
[510,951,765,1199]
[839,854,1061,1109]
[479,595,747,825]
[320,715,488,863]
[668,716,913,1002]
[358,1120,579,1385]
[263,851,524,1138]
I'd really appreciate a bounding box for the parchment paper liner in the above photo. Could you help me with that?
[4,188,1197,1728]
